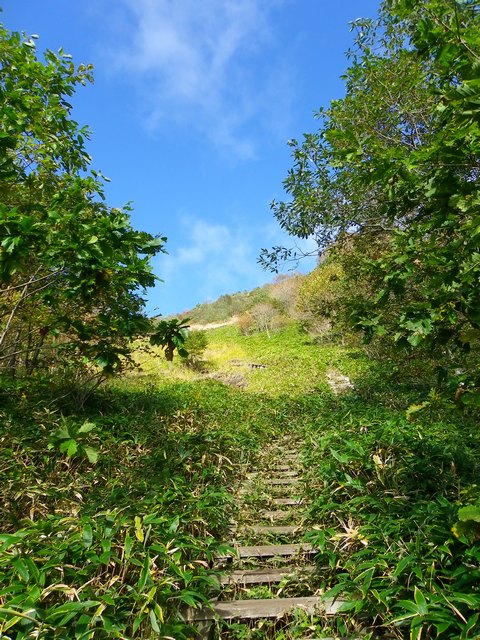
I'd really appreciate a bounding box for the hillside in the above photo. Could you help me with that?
[2,316,480,638]
[1,1,479,634]
[170,273,307,326]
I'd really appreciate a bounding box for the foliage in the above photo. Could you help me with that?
[0,368,279,639]
[150,317,190,362]
[268,273,304,317]
[181,329,208,368]
[261,0,480,399]
[300,393,480,640]
[0,24,165,378]
[452,501,480,544]
[296,257,346,340]
[1,5,480,637]
[237,312,254,336]
[1,318,479,638]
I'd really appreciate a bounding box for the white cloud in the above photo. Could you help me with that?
[158,216,259,297]
[150,213,318,314]
[103,0,290,157]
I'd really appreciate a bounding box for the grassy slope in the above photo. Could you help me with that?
[1,322,479,639]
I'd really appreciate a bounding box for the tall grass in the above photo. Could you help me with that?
[1,322,478,638]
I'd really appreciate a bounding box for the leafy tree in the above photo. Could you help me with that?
[261,0,480,395]
[181,329,208,367]
[150,318,190,362]
[297,257,346,340]
[0,24,166,377]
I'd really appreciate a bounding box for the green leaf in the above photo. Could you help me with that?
[414,586,428,615]
[11,557,30,581]
[134,516,144,542]
[82,524,93,548]
[78,421,95,434]
[83,446,99,464]
[329,448,349,464]
[149,609,160,633]
[458,505,480,523]
[124,532,133,559]
[59,438,77,457]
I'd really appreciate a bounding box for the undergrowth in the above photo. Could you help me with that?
[1,323,478,638]
[300,397,480,639]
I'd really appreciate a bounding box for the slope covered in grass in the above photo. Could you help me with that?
[1,322,479,639]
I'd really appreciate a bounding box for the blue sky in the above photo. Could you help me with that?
[3,0,380,316]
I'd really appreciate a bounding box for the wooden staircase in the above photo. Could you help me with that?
[183,438,349,638]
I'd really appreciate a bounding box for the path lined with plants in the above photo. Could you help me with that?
[186,436,349,638]
[1,322,479,640]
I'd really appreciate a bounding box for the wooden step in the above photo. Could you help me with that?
[267,477,299,485]
[185,596,343,621]
[269,486,301,496]
[218,565,315,586]
[230,543,315,559]
[230,524,300,536]
[246,525,301,535]
[261,509,293,520]
[271,470,298,477]
[272,497,302,506]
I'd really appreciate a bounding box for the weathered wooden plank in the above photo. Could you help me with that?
[269,486,301,497]
[246,525,301,535]
[185,596,343,621]
[271,470,298,477]
[261,509,293,520]
[219,565,315,585]
[272,497,302,505]
[233,543,315,558]
[267,478,299,485]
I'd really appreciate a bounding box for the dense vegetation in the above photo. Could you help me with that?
[261,0,480,406]
[0,24,165,383]
[1,0,479,638]
[2,325,479,638]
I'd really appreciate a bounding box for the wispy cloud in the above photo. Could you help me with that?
[157,216,260,302]
[103,0,291,157]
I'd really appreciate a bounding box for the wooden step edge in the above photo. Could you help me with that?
[217,543,316,560]
[218,564,315,585]
[244,524,302,535]
[229,524,300,536]
[184,595,344,621]
[272,497,302,506]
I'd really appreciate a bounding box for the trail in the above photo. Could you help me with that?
[185,435,361,639]
[189,317,238,331]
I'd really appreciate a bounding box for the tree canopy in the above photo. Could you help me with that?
[0,24,166,377]
[261,0,480,397]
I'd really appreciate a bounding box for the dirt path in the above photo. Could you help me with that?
[189,317,238,331]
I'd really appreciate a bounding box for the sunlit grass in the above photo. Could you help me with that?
[2,320,478,638]
[128,322,372,399]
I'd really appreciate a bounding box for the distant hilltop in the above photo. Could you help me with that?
[156,273,307,327]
